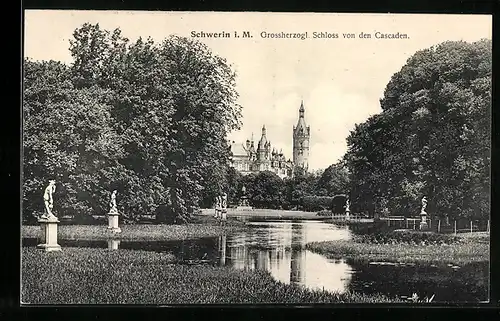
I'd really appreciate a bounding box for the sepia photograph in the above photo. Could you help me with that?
[21,11,491,305]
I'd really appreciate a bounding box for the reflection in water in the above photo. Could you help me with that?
[218,235,226,266]
[225,220,354,293]
[22,219,487,301]
[108,239,120,250]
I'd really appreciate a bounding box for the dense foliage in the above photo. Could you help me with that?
[344,40,491,220]
[23,23,242,223]
[354,230,460,246]
[207,167,350,211]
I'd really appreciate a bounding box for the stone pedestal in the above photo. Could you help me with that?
[419,213,428,230]
[37,216,62,252]
[345,210,350,220]
[107,212,122,233]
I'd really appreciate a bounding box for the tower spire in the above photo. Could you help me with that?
[299,101,305,118]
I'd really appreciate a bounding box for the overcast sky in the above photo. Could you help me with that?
[24,11,491,170]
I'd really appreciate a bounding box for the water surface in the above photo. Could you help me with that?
[22,219,488,302]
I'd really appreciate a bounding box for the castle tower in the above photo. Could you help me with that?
[293,101,310,173]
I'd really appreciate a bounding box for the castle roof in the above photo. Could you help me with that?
[294,101,309,134]
[230,143,249,156]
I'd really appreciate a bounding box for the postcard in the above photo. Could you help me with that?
[22,10,491,305]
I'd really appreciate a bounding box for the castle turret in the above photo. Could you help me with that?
[257,125,267,160]
[293,101,310,173]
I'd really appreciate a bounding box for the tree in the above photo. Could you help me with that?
[316,162,350,196]
[344,39,491,220]
[23,59,125,222]
[283,171,321,210]
[23,23,242,223]
[246,171,285,209]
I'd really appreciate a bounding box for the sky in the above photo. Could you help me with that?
[24,11,492,171]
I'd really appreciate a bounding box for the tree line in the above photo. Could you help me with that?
[343,39,491,221]
[211,164,350,212]
[23,23,491,223]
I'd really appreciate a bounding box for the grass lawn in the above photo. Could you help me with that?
[306,232,489,264]
[21,247,401,304]
[21,216,248,241]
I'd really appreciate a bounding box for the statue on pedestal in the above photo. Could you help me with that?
[109,190,118,214]
[345,197,351,219]
[38,179,62,252]
[239,185,250,207]
[221,193,227,208]
[41,180,57,219]
[107,190,121,233]
[221,192,228,220]
[420,196,427,215]
[214,195,221,218]
[419,196,428,230]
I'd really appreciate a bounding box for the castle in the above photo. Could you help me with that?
[229,101,310,179]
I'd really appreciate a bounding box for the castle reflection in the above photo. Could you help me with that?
[220,221,354,293]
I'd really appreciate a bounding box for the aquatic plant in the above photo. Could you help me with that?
[355,229,460,246]
[306,237,489,264]
[21,247,400,304]
[405,293,435,303]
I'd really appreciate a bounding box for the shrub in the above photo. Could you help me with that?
[302,196,338,212]
[316,210,331,216]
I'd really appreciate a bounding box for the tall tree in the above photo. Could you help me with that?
[23,59,124,222]
[245,171,285,209]
[344,39,491,219]
[23,23,242,223]
[316,162,350,196]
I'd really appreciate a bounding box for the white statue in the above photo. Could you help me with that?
[42,180,56,219]
[109,190,118,214]
[420,196,427,215]
[345,198,350,213]
[214,195,221,218]
[221,192,228,209]
[221,192,228,220]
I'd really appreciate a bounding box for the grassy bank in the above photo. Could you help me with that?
[21,247,400,304]
[22,216,248,241]
[306,232,489,264]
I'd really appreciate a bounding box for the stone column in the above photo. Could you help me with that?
[37,216,62,252]
[107,212,122,233]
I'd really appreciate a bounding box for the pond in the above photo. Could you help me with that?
[22,219,488,303]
